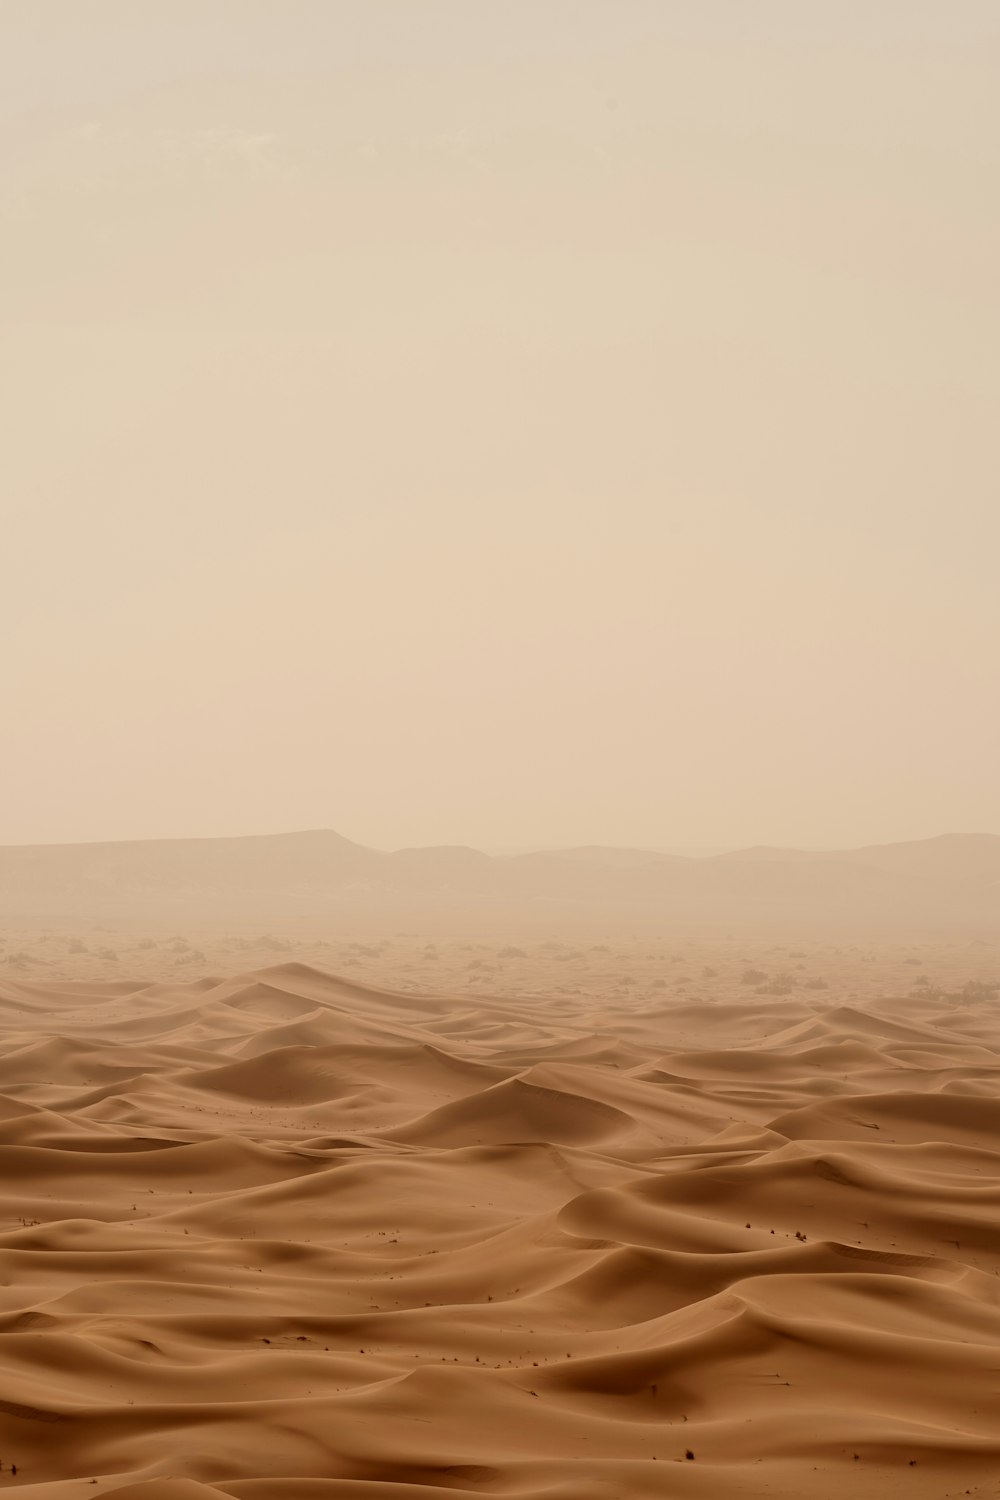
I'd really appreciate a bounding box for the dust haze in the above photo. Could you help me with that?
[3,1,998,853]
[3,7,1000,1500]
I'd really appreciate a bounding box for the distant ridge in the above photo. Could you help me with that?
[0,829,996,927]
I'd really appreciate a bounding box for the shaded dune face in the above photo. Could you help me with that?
[0,963,999,1497]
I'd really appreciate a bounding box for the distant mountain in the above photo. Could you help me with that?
[0,829,996,928]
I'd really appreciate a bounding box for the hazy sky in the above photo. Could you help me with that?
[3,2,998,852]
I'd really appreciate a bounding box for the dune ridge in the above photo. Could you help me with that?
[0,959,998,1496]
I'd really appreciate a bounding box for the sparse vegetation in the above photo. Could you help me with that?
[757,972,796,995]
[959,979,1000,999]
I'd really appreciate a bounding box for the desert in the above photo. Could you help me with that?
[5,2,999,1494]
[0,835,998,1497]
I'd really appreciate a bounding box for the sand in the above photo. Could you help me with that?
[1,940,999,1498]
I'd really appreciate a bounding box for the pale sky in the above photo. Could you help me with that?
[2,2,998,852]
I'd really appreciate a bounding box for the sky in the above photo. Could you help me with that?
[2,1,998,852]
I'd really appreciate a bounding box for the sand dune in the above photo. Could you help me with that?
[1,956,999,1496]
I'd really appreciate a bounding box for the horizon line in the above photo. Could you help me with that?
[0,827,996,858]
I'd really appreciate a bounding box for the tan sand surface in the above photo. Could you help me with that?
[1,942,999,1497]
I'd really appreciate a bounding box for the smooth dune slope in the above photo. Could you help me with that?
[0,960,998,1497]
